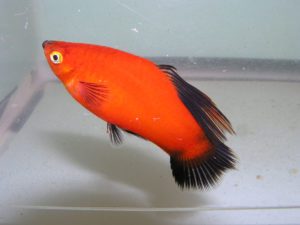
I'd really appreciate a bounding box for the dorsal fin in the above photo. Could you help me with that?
[158,64,235,145]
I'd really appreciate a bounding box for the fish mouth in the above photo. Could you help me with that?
[42,40,54,48]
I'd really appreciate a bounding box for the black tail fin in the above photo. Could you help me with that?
[170,142,236,189]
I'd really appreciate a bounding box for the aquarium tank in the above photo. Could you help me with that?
[0,0,299,224]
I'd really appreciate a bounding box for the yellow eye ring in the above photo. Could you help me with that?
[50,51,63,64]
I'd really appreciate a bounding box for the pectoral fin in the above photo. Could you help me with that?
[79,81,108,105]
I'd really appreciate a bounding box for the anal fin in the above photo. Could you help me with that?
[123,129,146,140]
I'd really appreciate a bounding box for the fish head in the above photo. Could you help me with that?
[42,40,82,85]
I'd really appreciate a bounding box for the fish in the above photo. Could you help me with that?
[42,40,236,190]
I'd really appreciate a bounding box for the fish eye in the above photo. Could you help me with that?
[50,51,63,64]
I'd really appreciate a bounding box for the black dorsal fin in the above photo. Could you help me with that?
[158,64,235,145]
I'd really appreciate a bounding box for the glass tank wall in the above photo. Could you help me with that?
[0,1,299,224]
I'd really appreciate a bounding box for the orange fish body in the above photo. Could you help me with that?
[43,40,236,189]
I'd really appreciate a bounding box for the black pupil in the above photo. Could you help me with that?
[53,54,59,61]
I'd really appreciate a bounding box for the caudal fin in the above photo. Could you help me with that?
[170,142,236,190]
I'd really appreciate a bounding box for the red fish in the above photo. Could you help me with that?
[42,40,236,189]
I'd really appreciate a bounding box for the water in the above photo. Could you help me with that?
[0,65,299,224]
[0,1,300,224]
